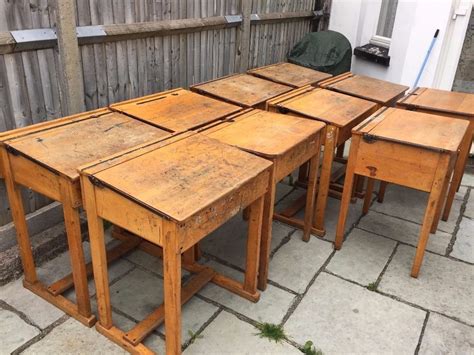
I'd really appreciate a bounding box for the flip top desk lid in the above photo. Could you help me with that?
[3,109,171,180]
[191,74,293,107]
[398,87,474,118]
[81,134,272,223]
[354,107,469,153]
[273,88,377,128]
[247,62,332,88]
[202,109,325,158]
[320,73,409,105]
[110,88,242,132]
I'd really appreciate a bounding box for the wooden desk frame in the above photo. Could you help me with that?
[267,86,379,237]
[397,88,474,222]
[80,134,270,354]
[200,109,324,290]
[0,109,172,327]
[335,108,462,277]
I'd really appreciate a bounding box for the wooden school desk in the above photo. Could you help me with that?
[397,87,474,221]
[110,88,242,132]
[200,109,325,290]
[190,73,293,109]
[0,108,172,326]
[247,62,332,88]
[79,133,271,354]
[319,72,409,107]
[267,87,378,236]
[335,108,469,277]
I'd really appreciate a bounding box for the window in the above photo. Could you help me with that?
[370,0,398,48]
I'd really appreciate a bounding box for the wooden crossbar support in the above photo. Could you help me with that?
[47,237,141,296]
[123,267,215,346]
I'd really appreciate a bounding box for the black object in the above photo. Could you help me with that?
[287,30,352,75]
[354,43,390,66]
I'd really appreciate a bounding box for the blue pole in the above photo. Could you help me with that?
[413,29,439,88]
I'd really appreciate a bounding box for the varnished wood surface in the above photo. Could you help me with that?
[4,110,170,180]
[321,73,409,105]
[355,107,469,153]
[87,134,272,222]
[247,62,332,88]
[203,109,325,158]
[272,88,377,127]
[110,88,242,132]
[190,73,292,107]
[398,87,474,117]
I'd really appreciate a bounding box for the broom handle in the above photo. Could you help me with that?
[413,29,439,88]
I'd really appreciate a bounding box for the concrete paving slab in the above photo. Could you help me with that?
[371,184,462,234]
[126,249,189,278]
[200,214,293,269]
[37,240,134,289]
[358,211,451,255]
[0,309,40,353]
[0,278,64,329]
[199,261,296,324]
[419,313,474,355]
[285,273,426,354]
[379,245,474,325]
[465,193,474,219]
[109,268,218,344]
[184,311,301,354]
[275,182,294,202]
[461,169,474,187]
[23,318,126,354]
[278,193,365,242]
[451,217,474,263]
[326,228,397,285]
[268,231,333,293]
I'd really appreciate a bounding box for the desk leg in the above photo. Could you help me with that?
[412,154,451,278]
[82,178,112,328]
[378,181,388,203]
[336,142,345,158]
[442,125,473,221]
[313,125,337,236]
[297,162,309,184]
[0,149,37,284]
[430,167,452,234]
[258,169,275,291]
[245,196,264,294]
[163,221,182,355]
[363,178,375,215]
[59,180,91,318]
[303,148,321,242]
[335,136,361,250]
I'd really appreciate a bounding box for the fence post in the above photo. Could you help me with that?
[55,0,85,115]
[237,0,252,72]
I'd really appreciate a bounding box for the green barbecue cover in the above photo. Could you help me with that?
[288,30,352,76]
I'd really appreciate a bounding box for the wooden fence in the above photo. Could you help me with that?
[0,0,330,231]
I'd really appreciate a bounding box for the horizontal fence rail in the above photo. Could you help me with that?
[0,11,326,54]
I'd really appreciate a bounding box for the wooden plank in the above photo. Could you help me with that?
[237,0,252,72]
[55,0,85,114]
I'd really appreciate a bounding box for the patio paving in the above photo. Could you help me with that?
[0,164,473,354]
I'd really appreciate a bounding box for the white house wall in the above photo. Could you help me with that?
[329,0,471,89]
